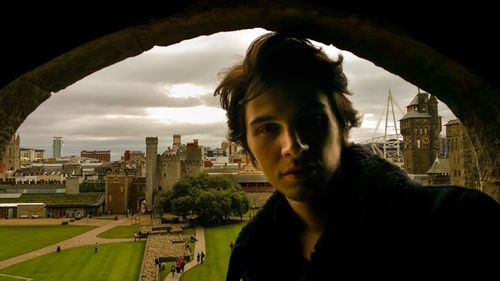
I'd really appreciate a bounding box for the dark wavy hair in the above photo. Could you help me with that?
[214,32,360,154]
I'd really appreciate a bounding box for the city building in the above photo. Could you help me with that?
[20,148,46,162]
[122,150,145,161]
[445,119,480,189]
[0,162,105,219]
[13,164,83,184]
[130,151,145,161]
[81,150,111,163]
[52,137,63,159]
[221,140,238,156]
[400,90,441,176]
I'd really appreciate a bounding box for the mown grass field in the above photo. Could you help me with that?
[0,241,145,281]
[180,222,246,281]
[97,225,140,238]
[0,225,97,261]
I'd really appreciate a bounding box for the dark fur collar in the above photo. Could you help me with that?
[234,143,417,249]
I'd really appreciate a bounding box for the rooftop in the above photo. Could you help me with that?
[0,193,103,207]
[426,157,450,174]
[400,111,431,120]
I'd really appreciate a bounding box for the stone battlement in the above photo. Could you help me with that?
[160,153,180,161]
[145,137,158,145]
[180,160,203,165]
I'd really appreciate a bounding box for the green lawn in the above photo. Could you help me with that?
[180,222,246,281]
[182,227,196,236]
[97,225,140,238]
[0,194,101,204]
[0,241,145,281]
[0,225,97,261]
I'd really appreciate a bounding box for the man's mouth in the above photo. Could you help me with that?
[281,166,317,178]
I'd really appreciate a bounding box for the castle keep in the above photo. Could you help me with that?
[145,136,204,212]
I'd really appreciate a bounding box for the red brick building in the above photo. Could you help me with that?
[81,150,111,163]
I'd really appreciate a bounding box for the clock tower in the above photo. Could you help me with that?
[400,90,441,174]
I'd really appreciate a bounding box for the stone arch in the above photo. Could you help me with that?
[0,2,498,201]
[138,197,147,214]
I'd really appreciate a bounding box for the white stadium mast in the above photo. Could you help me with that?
[365,89,405,168]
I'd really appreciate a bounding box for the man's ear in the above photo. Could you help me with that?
[342,130,350,147]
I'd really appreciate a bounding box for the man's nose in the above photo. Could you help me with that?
[281,128,309,157]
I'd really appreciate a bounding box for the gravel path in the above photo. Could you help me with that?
[164,226,206,281]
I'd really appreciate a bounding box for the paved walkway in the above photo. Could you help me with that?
[0,273,34,280]
[164,226,206,281]
[0,218,134,270]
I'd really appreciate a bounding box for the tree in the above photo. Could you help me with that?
[158,173,250,226]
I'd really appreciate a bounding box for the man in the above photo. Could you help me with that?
[215,32,499,280]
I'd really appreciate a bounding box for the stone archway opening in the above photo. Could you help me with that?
[138,198,147,214]
[1,3,498,201]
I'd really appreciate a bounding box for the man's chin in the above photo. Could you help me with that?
[283,185,320,202]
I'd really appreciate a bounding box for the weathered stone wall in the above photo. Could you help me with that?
[65,176,81,195]
[159,155,181,191]
[17,204,45,218]
[129,178,146,213]
[105,175,131,213]
[446,120,480,190]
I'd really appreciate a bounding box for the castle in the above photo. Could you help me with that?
[400,90,441,175]
[145,136,204,211]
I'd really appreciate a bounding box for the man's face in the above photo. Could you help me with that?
[245,87,342,201]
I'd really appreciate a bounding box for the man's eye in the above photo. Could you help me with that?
[258,124,279,134]
[299,114,327,129]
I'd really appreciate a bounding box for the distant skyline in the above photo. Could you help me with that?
[15,28,456,161]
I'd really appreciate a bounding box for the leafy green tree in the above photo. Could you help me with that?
[158,173,250,225]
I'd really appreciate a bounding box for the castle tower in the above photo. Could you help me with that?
[173,134,181,151]
[159,153,181,191]
[428,95,441,158]
[400,91,442,174]
[445,119,479,189]
[145,137,158,212]
[1,134,20,174]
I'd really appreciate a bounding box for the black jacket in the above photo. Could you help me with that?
[226,145,499,280]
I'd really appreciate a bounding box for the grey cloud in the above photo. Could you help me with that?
[54,80,205,109]
[16,29,458,160]
[87,43,244,87]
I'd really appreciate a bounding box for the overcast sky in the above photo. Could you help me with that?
[16,28,456,161]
